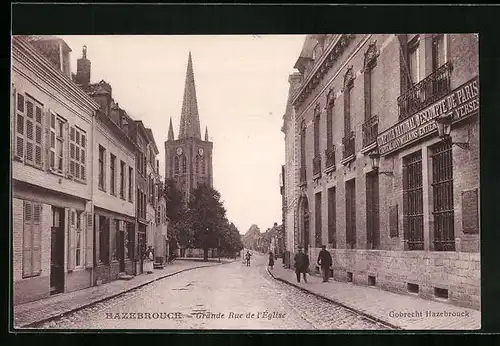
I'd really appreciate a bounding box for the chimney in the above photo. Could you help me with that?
[76,45,91,87]
[29,36,72,78]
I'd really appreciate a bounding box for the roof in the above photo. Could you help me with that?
[25,35,72,52]
[145,128,159,154]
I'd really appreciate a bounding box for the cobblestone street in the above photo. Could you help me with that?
[35,255,389,330]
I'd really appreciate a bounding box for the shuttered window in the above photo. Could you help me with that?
[15,93,44,169]
[403,151,424,250]
[75,211,84,267]
[327,187,336,248]
[345,179,356,249]
[128,167,134,202]
[315,192,322,247]
[70,126,86,181]
[366,172,380,249]
[110,154,116,195]
[23,201,42,278]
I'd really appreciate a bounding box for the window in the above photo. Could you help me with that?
[346,179,356,249]
[201,156,206,175]
[328,187,336,248]
[120,160,126,199]
[431,34,446,72]
[22,201,42,278]
[128,167,133,202]
[344,71,354,135]
[408,37,419,85]
[195,155,199,174]
[110,154,116,195]
[403,151,424,250]
[300,120,306,167]
[363,42,378,122]
[127,223,134,260]
[49,112,66,173]
[366,172,380,249]
[15,93,44,169]
[70,126,86,181]
[313,105,320,157]
[315,192,322,247]
[98,146,106,190]
[174,156,180,174]
[156,206,161,224]
[75,211,83,267]
[431,141,455,251]
[326,90,334,150]
[181,155,187,173]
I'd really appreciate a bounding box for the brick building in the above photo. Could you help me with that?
[12,36,100,304]
[283,34,479,309]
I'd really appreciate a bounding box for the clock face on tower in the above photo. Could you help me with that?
[176,147,183,155]
[198,148,204,156]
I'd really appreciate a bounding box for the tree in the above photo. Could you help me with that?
[188,184,227,261]
[164,178,188,254]
[219,222,244,256]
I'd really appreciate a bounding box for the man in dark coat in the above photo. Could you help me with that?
[317,245,333,282]
[294,246,309,283]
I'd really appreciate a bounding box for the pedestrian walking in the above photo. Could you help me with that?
[317,245,333,282]
[245,250,252,267]
[294,246,309,283]
[268,251,275,270]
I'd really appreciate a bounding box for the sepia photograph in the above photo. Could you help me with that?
[10,32,480,331]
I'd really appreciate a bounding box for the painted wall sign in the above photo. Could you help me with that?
[377,76,479,155]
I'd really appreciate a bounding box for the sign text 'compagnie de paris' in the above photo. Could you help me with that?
[377,76,479,155]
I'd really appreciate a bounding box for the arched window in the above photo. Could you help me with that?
[201,156,205,175]
[195,155,199,174]
[174,156,179,174]
[363,41,379,121]
[343,67,355,135]
[181,154,187,173]
[300,120,306,167]
[313,104,321,157]
[326,88,335,150]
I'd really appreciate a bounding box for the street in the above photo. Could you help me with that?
[36,255,390,330]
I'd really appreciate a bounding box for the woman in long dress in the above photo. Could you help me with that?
[268,251,275,270]
[144,246,154,274]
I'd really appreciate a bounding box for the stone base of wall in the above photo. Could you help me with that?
[65,269,91,293]
[124,259,135,276]
[14,275,50,305]
[94,262,121,285]
[306,248,480,310]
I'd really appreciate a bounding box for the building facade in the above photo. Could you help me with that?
[285,34,479,309]
[12,36,100,304]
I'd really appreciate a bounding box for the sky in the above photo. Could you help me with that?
[60,35,305,235]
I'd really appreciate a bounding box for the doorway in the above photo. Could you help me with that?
[117,221,125,272]
[50,207,65,295]
[137,231,146,274]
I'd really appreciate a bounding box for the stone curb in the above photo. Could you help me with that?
[266,267,402,330]
[19,260,234,329]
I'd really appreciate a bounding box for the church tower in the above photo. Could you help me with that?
[165,52,213,204]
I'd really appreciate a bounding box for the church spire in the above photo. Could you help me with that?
[168,117,175,141]
[204,126,209,141]
[178,51,201,139]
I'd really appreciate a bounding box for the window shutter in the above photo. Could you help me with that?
[15,92,25,160]
[398,34,410,94]
[32,203,42,274]
[34,104,43,168]
[26,99,36,165]
[65,122,70,177]
[84,212,93,268]
[68,208,76,271]
[23,201,33,277]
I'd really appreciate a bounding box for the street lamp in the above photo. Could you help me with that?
[368,149,394,177]
[434,113,470,150]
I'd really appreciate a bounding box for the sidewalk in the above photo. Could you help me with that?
[268,265,480,330]
[14,259,233,328]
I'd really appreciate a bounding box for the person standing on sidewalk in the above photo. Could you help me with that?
[268,251,275,270]
[294,246,309,283]
[245,250,252,266]
[317,245,332,282]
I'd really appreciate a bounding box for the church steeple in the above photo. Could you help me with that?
[204,126,209,141]
[168,117,175,141]
[178,51,201,139]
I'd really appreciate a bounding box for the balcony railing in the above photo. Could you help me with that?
[299,166,307,185]
[313,156,322,177]
[362,115,379,148]
[342,131,355,160]
[325,146,336,170]
[397,62,453,120]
